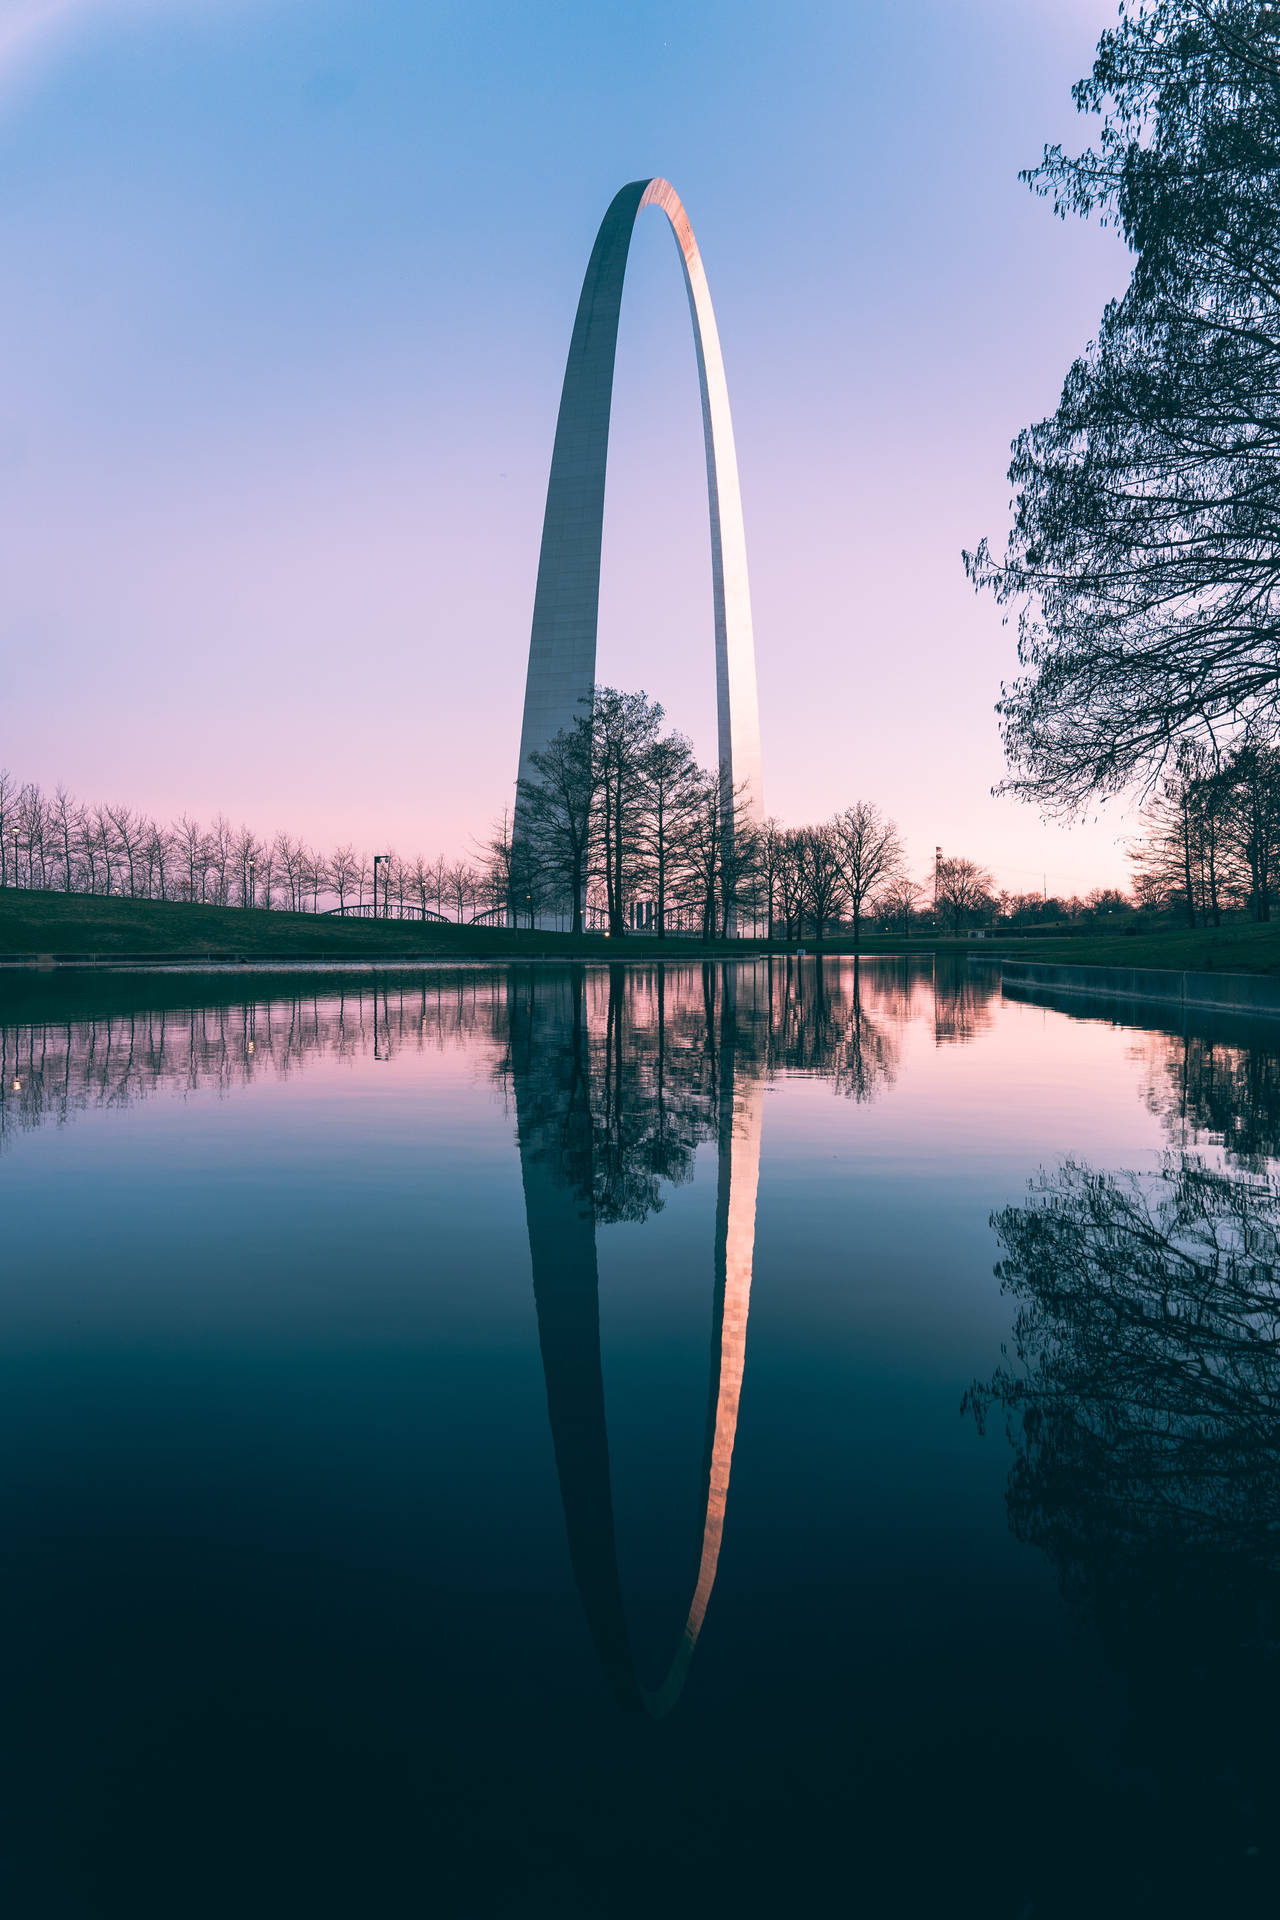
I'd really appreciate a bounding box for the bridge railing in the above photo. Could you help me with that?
[323,903,450,923]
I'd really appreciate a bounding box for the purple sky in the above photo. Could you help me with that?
[1,0,1137,897]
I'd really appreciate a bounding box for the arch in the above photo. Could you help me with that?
[516,179,764,921]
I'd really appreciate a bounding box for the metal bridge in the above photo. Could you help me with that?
[469,903,704,935]
[323,903,449,923]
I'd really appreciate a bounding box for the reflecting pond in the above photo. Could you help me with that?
[2,957,1277,1917]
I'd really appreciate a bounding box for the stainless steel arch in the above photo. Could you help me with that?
[516,178,764,906]
[512,964,763,1716]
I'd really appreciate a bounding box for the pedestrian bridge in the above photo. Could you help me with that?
[323,903,449,923]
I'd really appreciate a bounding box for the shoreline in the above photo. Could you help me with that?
[996,957,1280,1019]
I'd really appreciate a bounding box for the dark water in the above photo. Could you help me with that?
[2,957,1277,1917]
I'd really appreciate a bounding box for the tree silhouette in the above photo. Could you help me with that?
[966,2,1280,809]
[966,1151,1280,1883]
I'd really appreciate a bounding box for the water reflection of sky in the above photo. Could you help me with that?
[2,957,1276,1916]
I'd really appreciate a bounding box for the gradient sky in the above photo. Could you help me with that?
[1,0,1137,895]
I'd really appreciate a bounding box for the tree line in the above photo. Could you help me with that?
[507,683,1013,938]
[1129,739,1280,925]
[0,741,1140,938]
[3,690,1146,937]
[0,768,499,920]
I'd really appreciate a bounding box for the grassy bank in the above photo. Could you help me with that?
[974,923,1280,975]
[0,889,782,963]
[4,889,1280,974]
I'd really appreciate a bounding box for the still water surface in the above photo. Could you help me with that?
[2,957,1276,1916]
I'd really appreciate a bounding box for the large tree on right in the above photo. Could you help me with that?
[966,2,1280,811]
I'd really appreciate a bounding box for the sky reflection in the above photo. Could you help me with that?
[4,956,1279,1912]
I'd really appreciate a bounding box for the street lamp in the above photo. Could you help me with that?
[248,857,255,909]
[373,854,387,919]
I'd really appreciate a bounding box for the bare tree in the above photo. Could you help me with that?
[147,817,173,901]
[0,768,17,888]
[257,835,278,910]
[93,805,119,896]
[757,820,789,940]
[231,827,260,907]
[479,810,520,923]
[50,785,80,893]
[17,782,48,889]
[636,730,701,939]
[445,860,474,923]
[832,801,904,946]
[306,847,329,913]
[274,834,302,912]
[876,872,925,938]
[796,822,846,940]
[935,855,995,934]
[591,686,663,936]
[204,815,232,906]
[680,770,753,941]
[108,804,146,897]
[777,830,805,939]
[408,854,429,918]
[74,807,97,894]
[517,709,596,933]
[183,817,203,901]
[331,843,358,913]
[1128,745,1242,929]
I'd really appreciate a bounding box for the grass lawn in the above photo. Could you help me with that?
[974,922,1280,975]
[3,889,1280,974]
[0,888,777,962]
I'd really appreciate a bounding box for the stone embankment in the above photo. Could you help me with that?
[997,959,1280,1018]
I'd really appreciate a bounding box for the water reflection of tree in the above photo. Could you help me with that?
[762,955,911,1102]
[967,1155,1280,1876]
[501,966,758,1225]
[932,962,999,1047]
[0,956,950,1169]
[1134,1028,1280,1170]
[0,975,510,1154]
[500,957,936,1227]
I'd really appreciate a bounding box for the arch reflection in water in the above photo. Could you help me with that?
[510,965,763,1714]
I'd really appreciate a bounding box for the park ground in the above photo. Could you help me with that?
[4,888,1280,974]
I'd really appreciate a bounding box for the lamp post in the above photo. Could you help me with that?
[248,858,255,909]
[373,854,386,919]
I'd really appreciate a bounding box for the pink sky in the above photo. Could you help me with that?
[1,0,1140,898]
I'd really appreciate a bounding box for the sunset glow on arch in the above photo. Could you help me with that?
[516,178,764,896]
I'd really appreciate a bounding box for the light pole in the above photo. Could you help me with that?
[373,854,386,919]
[248,857,255,909]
